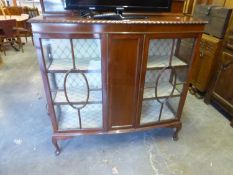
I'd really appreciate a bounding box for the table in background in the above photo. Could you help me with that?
[0,14,29,27]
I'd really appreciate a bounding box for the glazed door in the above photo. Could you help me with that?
[138,35,196,126]
[40,35,106,131]
[108,34,143,129]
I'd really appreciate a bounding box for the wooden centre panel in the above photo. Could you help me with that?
[108,34,143,129]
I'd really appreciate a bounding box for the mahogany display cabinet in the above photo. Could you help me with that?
[30,15,206,155]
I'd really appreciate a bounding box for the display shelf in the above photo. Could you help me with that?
[48,72,102,90]
[55,104,103,130]
[143,82,182,100]
[140,98,178,124]
[47,59,101,73]
[53,89,102,105]
[147,55,188,70]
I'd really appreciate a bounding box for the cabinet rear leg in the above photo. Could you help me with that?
[189,86,197,95]
[52,136,61,156]
[173,123,182,141]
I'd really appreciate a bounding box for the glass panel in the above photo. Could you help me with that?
[48,72,101,90]
[140,38,195,125]
[42,38,103,130]
[141,97,181,124]
[73,39,102,72]
[42,39,73,71]
[55,104,103,130]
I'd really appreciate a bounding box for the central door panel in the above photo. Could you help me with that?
[108,34,143,129]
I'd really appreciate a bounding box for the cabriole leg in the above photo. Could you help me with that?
[173,123,182,141]
[52,136,61,156]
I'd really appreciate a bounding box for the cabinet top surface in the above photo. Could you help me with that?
[29,15,207,25]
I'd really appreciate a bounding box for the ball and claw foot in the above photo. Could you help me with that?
[52,137,61,156]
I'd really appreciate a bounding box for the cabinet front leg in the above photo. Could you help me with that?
[46,103,50,116]
[52,136,61,156]
[173,123,182,141]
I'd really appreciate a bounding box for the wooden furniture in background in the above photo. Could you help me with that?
[0,54,2,65]
[6,6,23,15]
[0,28,2,65]
[171,0,185,13]
[1,7,10,16]
[225,0,233,7]
[23,7,39,18]
[190,34,222,95]
[193,5,232,39]
[29,15,206,155]
[196,0,224,5]
[21,7,40,43]
[0,6,39,44]
[0,0,6,7]
[0,19,24,55]
[205,21,233,127]
[196,0,233,6]
[0,13,31,42]
[0,14,29,26]
[183,0,196,14]
[192,0,233,126]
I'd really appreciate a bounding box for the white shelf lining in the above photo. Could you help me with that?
[54,89,102,104]
[47,58,101,71]
[143,82,182,99]
[147,55,187,69]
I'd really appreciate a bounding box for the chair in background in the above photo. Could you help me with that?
[0,6,39,45]
[0,27,4,54]
[23,7,39,18]
[21,7,40,44]
[1,7,11,16]
[0,19,24,55]
[7,6,23,15]
[18,14,33,44]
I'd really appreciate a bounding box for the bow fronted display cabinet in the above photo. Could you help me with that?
[30,16,206,155]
